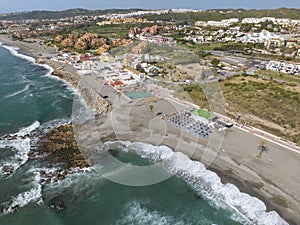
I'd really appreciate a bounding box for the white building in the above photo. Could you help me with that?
[125,68,145,81]
[238,30,279,43]
[242,17,275,24]
[195,18,239,27]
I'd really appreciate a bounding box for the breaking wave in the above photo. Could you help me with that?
[116,200,186,225]
[103,141,288,225]
[0,43,56,86]
[0,121,40,177]
[0,181,42,216]
[0,44,35,63]
[4,84,31,99]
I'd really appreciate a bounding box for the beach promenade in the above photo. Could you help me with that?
[80,74,300,224]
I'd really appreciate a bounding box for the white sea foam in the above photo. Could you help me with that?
[41,63,54,77]
[38,118,71,133]
[116,200,186,225]
[0,164,43,217]
[0,44,56,91]
[0,43,87,119]
[1,184,42,216]
[0,44,35,63]
[14,120,40,137]
[42,71,80,98]
[0,121,40,177]
[0,43,65,92]
[0,43,55,80]
[103,141,289,225]
[4,84,31,99]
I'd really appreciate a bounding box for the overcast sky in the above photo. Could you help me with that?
[0,0,299,14]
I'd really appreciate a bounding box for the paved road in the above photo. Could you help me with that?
[78,68,300,155]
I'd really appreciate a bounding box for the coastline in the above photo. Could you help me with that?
[0,34,111,114]
[0,34,299,225]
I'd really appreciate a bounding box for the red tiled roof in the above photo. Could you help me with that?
[111,81,124,86]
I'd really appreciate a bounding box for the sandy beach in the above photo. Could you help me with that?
[0,35,57,59]
[1,34,300,225]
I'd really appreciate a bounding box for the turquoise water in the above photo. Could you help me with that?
[0,45,286,225]
[0,46,73,136]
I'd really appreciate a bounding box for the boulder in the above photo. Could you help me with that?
[49,197,66,211]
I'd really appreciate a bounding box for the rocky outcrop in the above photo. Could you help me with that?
[36,124,89,169]
[36,59,78,85]
[49,196,66,211]
[1,165,14,178]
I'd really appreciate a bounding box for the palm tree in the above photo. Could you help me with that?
[149,104,154,112]
[116,91,121,106]
[149,104,154,116]
[257,140,269,158]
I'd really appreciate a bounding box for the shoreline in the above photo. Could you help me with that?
[0,34,299,225]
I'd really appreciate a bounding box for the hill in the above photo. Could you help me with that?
[144,8,300,23]
[1,8,300,22]
[0,8,144,21]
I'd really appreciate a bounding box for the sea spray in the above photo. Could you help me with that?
[0,183,42,216]
[0,121,40,177]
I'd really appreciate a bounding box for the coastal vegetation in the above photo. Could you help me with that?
[1,8,300,22]
[176,75,300,145]
[0,8,143,20]
[149,104,154,112]
[255,70,300,86]
[143,8,300,23]
[56,23,140,39]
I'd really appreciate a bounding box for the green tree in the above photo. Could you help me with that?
[149,104,154,116]
[211,58,220,67]
[116,91,121,106]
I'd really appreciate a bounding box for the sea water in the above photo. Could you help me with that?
[0,44,288,225]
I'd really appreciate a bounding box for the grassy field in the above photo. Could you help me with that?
[255,70,300,87]
[221,77,299,126]
[193,109,214,120]
[176,41,246,52]
[175,75,300,145]
[143,8,300,24]
[53,23,143,39]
